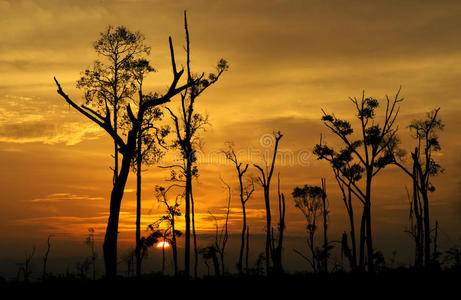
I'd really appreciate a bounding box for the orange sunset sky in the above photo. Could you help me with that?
[1,0,461,275]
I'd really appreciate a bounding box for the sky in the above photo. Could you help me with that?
[1,0,461,277]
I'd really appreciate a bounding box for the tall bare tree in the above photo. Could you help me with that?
[254,131,283,275]
[223,143,254,275]
[55,23,191,277]
[164,11,228,278]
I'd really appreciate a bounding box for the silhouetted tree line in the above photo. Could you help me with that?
[46,11,456,281]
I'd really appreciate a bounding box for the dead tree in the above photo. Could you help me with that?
[270,173,286,275]
[164,11,228,278]
[205,178,231,277]
[223,143,254,275]
[85,228,97,280]
[254,131,283,275]
[42,234,53,280]
[55,23,191,277]
[218,177,232,274]
[17,246,35,283]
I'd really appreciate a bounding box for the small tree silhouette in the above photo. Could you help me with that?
[17,246,36,283]
[153,185,182,276]
[222,143,254,275]
[42,234,53,280]
[390,108,444,268]
[254,131,283,275]
[292,184,324,272]
[85,228,97,280]
[202,177,232,276]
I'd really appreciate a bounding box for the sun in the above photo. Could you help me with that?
[156,241,171,249]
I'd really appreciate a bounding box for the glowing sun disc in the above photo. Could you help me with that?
[156,241,171,248]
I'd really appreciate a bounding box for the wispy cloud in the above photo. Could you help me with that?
[29,193,105,203]
[0,94,103,145]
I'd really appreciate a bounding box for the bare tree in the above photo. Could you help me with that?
[55,22,191,277]
[223,143,254,275]
[17,246,36,283]
[205,178,231,276]
[316,90,403,272]
[253,131,283,275]
[270,173,286,275]
[42,234,53,280]
[85,228,97,280]
[164,11,228,278]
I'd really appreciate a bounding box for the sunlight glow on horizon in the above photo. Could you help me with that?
[156,241,171,249]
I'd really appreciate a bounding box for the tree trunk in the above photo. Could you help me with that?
[135,130,142,278]
[191,187,198,279]
[238,174,246,275]
[103,130,137,278]
[184,159,192,278]
[172,218,178,276]
[263,186,272,275]
[238,202,247,275]
[321,180,328,273]
[359,205,366,270]
[365,172,374,272]
[421,188,431,266]
[347,188,357,270]
[245,225,250,274]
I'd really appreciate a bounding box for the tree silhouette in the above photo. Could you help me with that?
[125,58,169,278]
[314,138,364,270]
[85,228,97,280]
[17,246,35,283]
[55,21,192,277]
[390,108,444,267]
[254,131,283,275]
[76,26,150,187]
[270,173,286,275]
[42,234,53,280]
[164,11,228,278]
[204,179,231,277]
[293,184,324,272]
[315,90,403,272]
[223,143,254,275]
[154,185,182,276]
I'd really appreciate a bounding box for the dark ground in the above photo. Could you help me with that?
[1,269,459,297]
